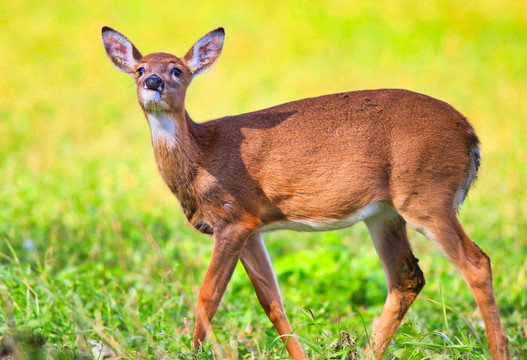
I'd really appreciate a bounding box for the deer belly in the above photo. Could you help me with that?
[258,202,384,233]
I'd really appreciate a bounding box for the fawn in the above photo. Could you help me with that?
[102,26,510,359]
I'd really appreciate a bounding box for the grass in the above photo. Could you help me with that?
[1,0,526,358]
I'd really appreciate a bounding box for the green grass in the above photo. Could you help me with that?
[1,0,526,358]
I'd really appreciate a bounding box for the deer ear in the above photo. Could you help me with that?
[102,26,143,75]
[184,27,225,77]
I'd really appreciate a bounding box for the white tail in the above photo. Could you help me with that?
[102,26,510,359]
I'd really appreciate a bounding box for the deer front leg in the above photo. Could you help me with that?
[192,222,257,348]
[241,234,306,360]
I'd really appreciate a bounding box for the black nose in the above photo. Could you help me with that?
[144,75,163,91]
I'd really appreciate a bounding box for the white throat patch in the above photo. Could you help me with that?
[146,113,177,145]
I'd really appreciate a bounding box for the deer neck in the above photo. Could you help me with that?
[145,109,200,199]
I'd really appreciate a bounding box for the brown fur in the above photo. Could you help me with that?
[102,26,510,360]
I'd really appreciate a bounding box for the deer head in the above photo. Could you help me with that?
[102,26,225,114]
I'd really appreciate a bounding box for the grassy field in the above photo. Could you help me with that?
[1,0,526,358]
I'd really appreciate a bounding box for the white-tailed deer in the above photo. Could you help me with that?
[102,26,510,359]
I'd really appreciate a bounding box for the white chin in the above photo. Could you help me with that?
[142,89,161,103]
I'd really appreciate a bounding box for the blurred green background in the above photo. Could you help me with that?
[1,0,526,358]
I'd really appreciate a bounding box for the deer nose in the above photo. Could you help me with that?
[144,75,164,91]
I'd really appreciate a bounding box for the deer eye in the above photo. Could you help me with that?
[171,68,182,77]
[137,67,145,77]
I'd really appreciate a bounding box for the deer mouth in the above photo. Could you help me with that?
[140,88,169,111]
[141,88,163,107]
[142,88,162,103]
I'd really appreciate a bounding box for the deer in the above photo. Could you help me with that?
[101,26,511,359]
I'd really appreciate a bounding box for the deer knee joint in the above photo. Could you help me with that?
[397,255,425,296]
[267,302,286,323]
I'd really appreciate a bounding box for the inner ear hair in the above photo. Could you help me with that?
[185,28,224,76]
[102,26,142,73]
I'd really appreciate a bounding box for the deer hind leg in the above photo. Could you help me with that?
[396,204,510,360]
[364,212,425,359]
